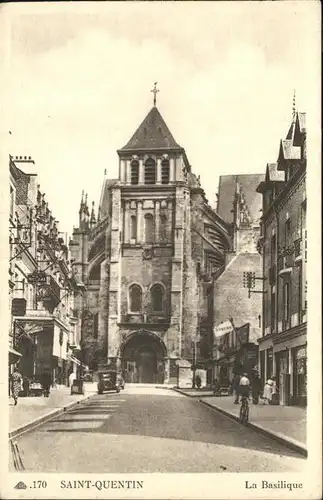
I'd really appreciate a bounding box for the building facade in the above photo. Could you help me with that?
[256,111,307,406]
[212,174,264,383]
[9,156,83,385]
[70,103,232,385]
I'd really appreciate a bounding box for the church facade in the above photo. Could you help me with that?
[70,102,232,384]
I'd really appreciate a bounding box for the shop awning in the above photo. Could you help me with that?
[66,354,82,366]
[9,347,22,361]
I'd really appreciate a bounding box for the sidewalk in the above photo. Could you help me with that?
[9,382,97,439]
[201,396,307,456]
[173,388,307,456]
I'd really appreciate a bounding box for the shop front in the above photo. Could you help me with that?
[275,349,290,405]
[266,348,273,380]
[292,345,307,406]
[257,333,274,389]
[272,323,307,406]
[12,315,70,387]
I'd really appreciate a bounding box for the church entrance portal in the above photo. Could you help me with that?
[121,332,166,384]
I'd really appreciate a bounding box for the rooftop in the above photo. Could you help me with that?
[119,106,182,152]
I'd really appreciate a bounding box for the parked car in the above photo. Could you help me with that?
[83,372,93,382]
[97,370,120,394]
[29,380,43,397]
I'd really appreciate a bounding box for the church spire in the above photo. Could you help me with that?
[90,201,96,228]
[84,193,90,217]
[79,190,84,214]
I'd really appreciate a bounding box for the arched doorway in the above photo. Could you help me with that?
[121,331,166,384]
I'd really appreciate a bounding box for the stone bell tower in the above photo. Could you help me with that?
[74,86,232,385]
[103,84,193,383]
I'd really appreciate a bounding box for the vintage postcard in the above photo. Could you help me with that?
[0,1,321,499]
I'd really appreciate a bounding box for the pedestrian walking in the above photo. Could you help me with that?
[69,370,76,388]
[213,378,221,395]
[251,370,262,404]
[10,366,22,406]
[41,371,52,397]
[262,378,274,404]
[233,373,241,404]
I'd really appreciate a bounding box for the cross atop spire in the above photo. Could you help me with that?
[151,82,159,107]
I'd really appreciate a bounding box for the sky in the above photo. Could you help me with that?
[4,1,319,234]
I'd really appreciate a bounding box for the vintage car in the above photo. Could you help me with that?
[29,380,44,397]
[97,370,121,394]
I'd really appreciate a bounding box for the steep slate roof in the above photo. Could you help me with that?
[267,163,285,182]
[120,106,181,151]
[278,139,301,162]
[217,174,264,224]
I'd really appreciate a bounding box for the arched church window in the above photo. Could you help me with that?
[130,215,137,240]
[131,161,139,185]
[151,284,164,312]
[129,284,142,313]
[161,159,170,184]
[89,265,101,281]
[144,158,156,184]
[144,213,154,243]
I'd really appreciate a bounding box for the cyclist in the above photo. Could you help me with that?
[238,373,250,402]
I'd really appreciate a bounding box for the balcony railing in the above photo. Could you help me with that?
[121,313,170,325]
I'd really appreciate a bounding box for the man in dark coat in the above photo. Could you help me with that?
[251,370,262,404]
[41,371,52,397]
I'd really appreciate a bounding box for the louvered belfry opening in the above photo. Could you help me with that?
[161,159,170,184]
[144,158,156,184]
[130,215,137,240]
[131,160,139,185]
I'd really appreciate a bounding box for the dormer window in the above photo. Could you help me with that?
[130,160,139,185]
[144,158,156,184]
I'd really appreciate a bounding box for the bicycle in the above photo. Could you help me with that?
[239,395,249,424]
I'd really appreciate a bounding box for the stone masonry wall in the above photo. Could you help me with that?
[214,252,262,344]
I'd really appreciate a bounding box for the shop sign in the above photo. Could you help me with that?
[247,350,257,360]
[12,298,26,316]
[27,272,48,285]
[213,321,233,338]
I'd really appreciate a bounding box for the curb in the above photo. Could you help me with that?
[9,393,95,440]
[200,399,307,457]
[172,388,214,398]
